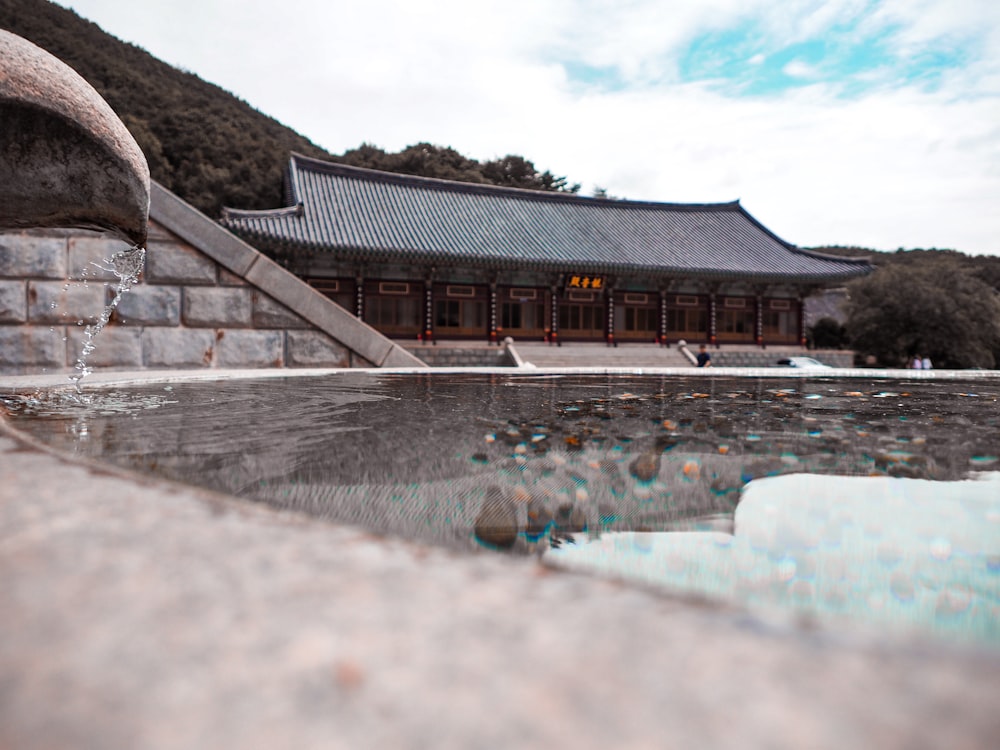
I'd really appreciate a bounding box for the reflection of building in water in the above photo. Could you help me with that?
[12,375,993,557]
[221,154,871,346]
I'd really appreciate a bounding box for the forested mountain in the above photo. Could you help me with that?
[0,0,578,218]
[810,245,1000,291]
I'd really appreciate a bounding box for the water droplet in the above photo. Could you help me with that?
[889,571,915,602]
[776,557,797,582]
[876,540,902,567]
[929,537,952,561]
[935,586,972,616]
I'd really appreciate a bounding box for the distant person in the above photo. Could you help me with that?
[696,344,712,367]
[911,354,923,369]
[922,356,933,370]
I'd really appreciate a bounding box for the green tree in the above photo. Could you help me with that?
[845,262,1000,368]
[391,143,485,184]
[807,317,849,349]
[482,155,580,193]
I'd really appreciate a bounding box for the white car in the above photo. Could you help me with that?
[776,356,832,369]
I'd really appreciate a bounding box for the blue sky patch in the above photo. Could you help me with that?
[559,10,975,98]
[676,17,970,98]
[562,60,626,90]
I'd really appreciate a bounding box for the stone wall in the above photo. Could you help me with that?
[0,222,371,375]
[406,344,517,367]
[709,348,855,368]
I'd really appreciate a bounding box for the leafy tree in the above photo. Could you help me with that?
[339,143,392,171]
[807,317,849,350]
[391,143,485,184]
[845,261,1000,368]
[482,155,580,193]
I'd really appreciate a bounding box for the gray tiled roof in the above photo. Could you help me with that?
[220,153,871,283]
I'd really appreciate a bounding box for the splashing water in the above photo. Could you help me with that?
[69,244,145,392]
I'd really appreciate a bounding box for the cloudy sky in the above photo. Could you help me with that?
[62,0,1000,255]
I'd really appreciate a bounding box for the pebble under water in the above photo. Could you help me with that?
[3,372,998,643]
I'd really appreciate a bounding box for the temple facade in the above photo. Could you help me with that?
[221,154,870,346]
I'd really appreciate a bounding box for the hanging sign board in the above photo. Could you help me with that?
[566,275,604,290]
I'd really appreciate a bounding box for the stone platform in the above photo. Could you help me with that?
[1,370,998,749]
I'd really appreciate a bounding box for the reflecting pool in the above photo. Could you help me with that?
[3,372,999,643]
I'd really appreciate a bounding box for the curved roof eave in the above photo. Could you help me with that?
[235,231,867,286]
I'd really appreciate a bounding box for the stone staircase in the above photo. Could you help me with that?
[400,340,853,369]
[511,342,693,368]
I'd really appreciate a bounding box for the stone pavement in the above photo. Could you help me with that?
[1,376,999,749]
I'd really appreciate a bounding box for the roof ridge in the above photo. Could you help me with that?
[287,152,742,213]
[221,204,302,220]
[789,244,874,267]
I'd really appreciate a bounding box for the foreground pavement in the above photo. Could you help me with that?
[1,371,999,749]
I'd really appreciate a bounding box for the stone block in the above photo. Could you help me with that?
[218,267,248,287]
[66,327,142,368]
[145,241,217,285]
[0,235,66,278]
[183,287,252,327]
[142,328,215,368]
[285,330,350,367]
[252,290,309,329]
[150,183,261,277]
[145,218,175,242]
[27,281,106,325]
[0,281,26,323]
[379,344,426,368]
[68,235,134,282]
[216,329,284,368]
[116,285,180,326]
[0,325,66,370]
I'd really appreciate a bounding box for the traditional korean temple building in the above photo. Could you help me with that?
[221,153,870,347]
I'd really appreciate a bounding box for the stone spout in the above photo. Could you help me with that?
[0,30,150,247]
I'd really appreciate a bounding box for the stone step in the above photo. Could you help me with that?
[512,342,692,368]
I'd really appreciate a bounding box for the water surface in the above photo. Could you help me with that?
[4,372,998,643]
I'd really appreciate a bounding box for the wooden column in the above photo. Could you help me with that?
[755,291,764,347]
[549,284,560,346]
[423,278,434,344]
[658,289,668,346]
[606,288,615,347]
[708,291,718,346]
[797,294,806,347]
[489,281,498,344]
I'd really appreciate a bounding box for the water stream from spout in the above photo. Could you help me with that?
[69,244,145,392]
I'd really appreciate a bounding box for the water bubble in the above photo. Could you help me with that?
[935,586,972,616]
[790,579,814,600]
[631,533,653,553]
[876,540,902,568]
[776,557,797,582]
[969,455,998,466]
[929,537,952,561]
[889,571,915,602]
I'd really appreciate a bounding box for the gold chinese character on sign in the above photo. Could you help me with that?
[567,275,604,290]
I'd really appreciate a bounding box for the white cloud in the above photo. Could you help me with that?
[782,60,820,79]
[60,0,1000,254]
